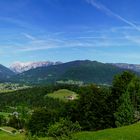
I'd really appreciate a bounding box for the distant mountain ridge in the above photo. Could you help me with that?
[9,60,128,85]
[10,61,140,74]
[0,64,15,82]
[111,63,140,73]
[10,61,62,73]
[0,60,140,85]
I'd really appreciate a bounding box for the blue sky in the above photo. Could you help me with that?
[1,0,140,66]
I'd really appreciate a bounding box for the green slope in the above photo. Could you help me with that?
[0,129,24,140]
[0,130,51,140]
[1,123,140,140]
[47,89,78,101]
[73,122,140,140]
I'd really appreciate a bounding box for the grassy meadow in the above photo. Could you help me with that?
[47,89,78,101]
[0,131,24,140]
[74,122,140,140]
[1,122,140,140]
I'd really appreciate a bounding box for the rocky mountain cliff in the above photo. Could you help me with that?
[10,61,62,73]
[111,63,140,72]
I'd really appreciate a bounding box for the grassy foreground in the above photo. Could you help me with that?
[0,131,24,140]
[73,122,140,140]
[1,122,140,140]
[0,131,52,140]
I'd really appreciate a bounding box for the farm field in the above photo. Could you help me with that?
[47,89,78,101]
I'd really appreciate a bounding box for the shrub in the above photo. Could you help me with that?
[11,130,17,134]
[25,132,39,140]
[48,118,81,139]
[27,108,59,136]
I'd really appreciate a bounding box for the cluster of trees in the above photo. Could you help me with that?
[1,71,140,139]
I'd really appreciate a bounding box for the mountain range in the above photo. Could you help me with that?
[0,60,139,85]
[0,64,15,82]
[10,61,62,73]
[8,60,129,85]
[111,63,140,73]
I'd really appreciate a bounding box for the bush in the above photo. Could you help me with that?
[48,118,81,139]
[25,132,39,140]
[0,115,6,126]
[11,130,17,134]
[27,108,59,136]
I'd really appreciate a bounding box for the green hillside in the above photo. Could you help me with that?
[1,123,140,140]
[0,130,51,140]
[9,60,126,85]
[0,130,24,140]
[73,122,140,140]
[47,89,78,101]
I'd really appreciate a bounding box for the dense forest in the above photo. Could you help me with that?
[0,71,140,139]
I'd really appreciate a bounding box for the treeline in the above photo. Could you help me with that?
[1,71,140,139]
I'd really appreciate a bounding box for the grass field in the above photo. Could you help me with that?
[47,89,78,101]
[0,131,24,140]
[1,123,140,140]
[73,122,140,140]
[0,130,52,140]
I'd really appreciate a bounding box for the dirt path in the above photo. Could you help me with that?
[0,127,13,134]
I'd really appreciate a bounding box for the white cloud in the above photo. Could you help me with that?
[22,33,36,40]
[125,35,140,44]
[86,0,140,32]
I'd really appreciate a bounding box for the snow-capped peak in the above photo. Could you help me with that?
[10,61,62,73]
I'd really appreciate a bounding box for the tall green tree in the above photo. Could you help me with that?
[27,108,59,136]
[0,115,6,126]
[111,71,135,107]
[77,85,111,130]
[114,90,134,127]
[110,71,136,127]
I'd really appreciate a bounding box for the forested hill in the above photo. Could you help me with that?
[9,60,128,85]
[0,64,15,82]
